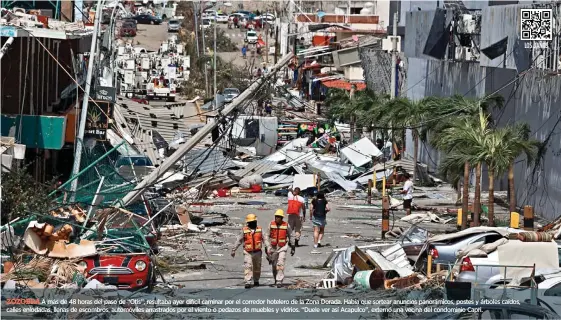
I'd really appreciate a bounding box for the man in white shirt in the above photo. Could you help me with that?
[400,172,413,216]
[287,187,306,246]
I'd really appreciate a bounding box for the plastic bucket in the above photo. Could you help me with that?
[353,269,385,289]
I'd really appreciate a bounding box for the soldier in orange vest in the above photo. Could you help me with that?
[231,214,263,288]
[264,209,295,288]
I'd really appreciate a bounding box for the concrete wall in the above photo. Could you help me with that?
[400,7,561,220]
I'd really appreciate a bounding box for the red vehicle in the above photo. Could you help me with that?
[78,212,159,290]
[120,27,137,37]
[80,253,155,290]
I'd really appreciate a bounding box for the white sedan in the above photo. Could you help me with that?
[216,13,228,23]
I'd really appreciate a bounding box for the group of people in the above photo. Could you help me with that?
[231,187,331,288]
[241,42,263,59]
[231,176,414,288]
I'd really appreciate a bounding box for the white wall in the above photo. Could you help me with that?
[344,65,364,81]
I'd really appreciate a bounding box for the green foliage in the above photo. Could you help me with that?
[1,166,55,224]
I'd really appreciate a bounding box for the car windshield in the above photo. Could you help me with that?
[169,20,179,25]
[202,19,210,25]
[248,32,256,37]
[224,89,239,95]
[116,156,154,168]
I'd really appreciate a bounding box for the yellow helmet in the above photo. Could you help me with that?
[245,214,257,223]
[274,209,284,217]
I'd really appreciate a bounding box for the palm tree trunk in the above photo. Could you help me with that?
[474,163,481,227]
[456,181,462,203]
[461,161,470,230]
[508,162,516,213]
[413,130,419,181]
[488,167,495,227]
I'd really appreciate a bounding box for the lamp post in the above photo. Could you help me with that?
[212,1,231,110]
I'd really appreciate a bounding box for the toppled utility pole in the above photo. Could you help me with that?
[70,0,102,199]
[120,52,295,206]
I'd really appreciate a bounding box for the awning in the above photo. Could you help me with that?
[321,79,366,91]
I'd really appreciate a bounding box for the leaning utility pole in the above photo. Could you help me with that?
[193,1,200,57]
[120,53,295,206]
[201,3,209,95]
[265,23,270,64]
[70,0,102,198]
[213,9,217,108]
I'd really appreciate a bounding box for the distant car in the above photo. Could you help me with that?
[216,13,228,23]
[426,303,559,319]
[134,14,162,25]
[200,18,212,30]
[120,20,137,37]
[122,18,137,31]
[223,88,240,102]
[168,19,180,32]
[246,30,258,44]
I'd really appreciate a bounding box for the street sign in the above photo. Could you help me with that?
[93,86,116,103]
[85,101,113,141]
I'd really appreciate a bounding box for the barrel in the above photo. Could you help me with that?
[353,269,385,290]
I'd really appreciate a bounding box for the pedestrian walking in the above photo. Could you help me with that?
[311,192,330,248]
[400,172,414,215]
[287,187,306,246]
[234,16,239,28]
[257,68,262,77]
[264,209,295,288]
[231,214,263,288]
[241,45,247,59]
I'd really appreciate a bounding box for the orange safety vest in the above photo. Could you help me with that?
[269,221,288,247]
[287,199,302,215]
[243,227,263,252]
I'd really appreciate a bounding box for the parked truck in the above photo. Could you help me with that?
[146,76,176,102]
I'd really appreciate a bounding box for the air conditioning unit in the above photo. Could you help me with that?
[382,36,401,52]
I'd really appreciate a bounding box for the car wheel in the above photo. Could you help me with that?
[151,20,155,25]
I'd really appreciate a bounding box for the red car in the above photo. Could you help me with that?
[80,253,155,290]
[120,27,137,37]
[78,212,159,290]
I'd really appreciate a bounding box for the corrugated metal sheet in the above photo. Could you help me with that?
[183,149,237,175]
[232,160,280,179]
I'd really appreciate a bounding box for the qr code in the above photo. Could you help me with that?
[520,9,554,41]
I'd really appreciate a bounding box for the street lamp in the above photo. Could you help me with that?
[212,0,231,110]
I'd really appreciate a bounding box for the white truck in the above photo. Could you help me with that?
[146,76,177,102]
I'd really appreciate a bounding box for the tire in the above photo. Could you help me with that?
[150,20,155,25]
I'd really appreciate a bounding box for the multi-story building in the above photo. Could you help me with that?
[1,10,92,181]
